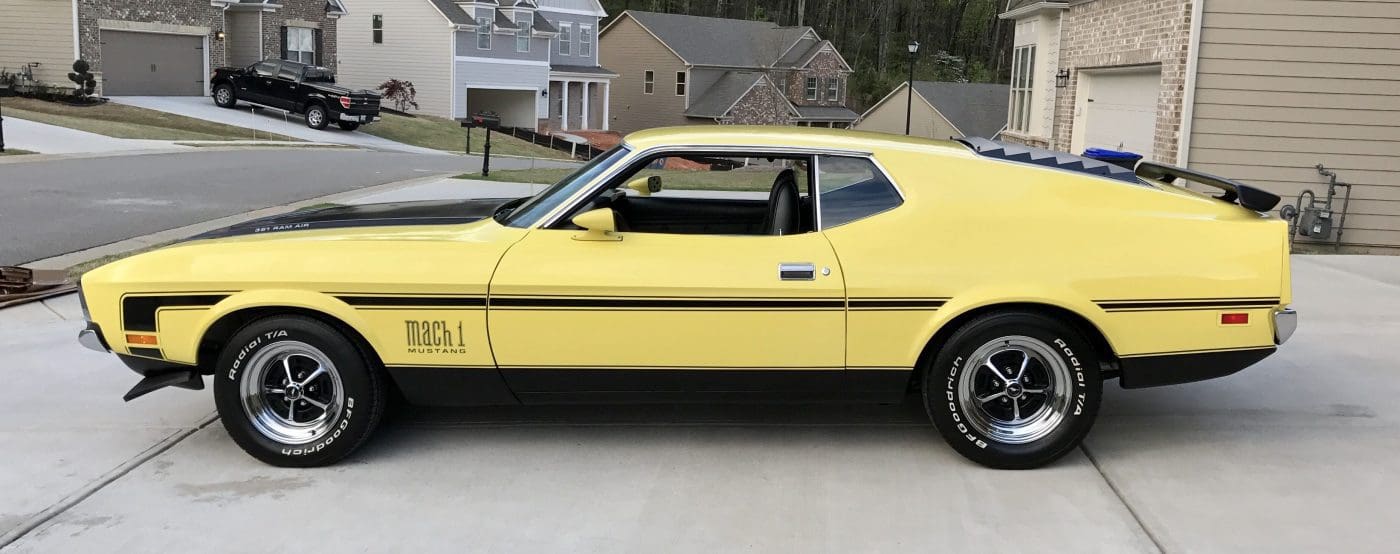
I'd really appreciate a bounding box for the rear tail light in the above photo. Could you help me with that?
[339,96,352,109]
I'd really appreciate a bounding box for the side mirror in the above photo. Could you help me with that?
[571,208,621,241]
[626,175,662,197]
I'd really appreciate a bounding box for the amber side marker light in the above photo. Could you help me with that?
[1221,313,1250,325]
[126,334,159,345]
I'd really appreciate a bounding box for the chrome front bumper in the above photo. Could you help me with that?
[79,323,109,353]
[1275,308,1298,345]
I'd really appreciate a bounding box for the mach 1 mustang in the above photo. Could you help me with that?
[77,127,1296,468]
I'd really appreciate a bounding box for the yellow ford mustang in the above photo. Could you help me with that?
[77,127,1296,468]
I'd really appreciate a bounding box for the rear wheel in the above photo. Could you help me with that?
[213,84,236,108]
[336,121,360,131]
[305,104,329,130]
[922,311,1102,469]
[213,315,386,467]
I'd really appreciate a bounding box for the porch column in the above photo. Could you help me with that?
[560,80,570,131]
[602,81,610,131]
[581,82,590,129]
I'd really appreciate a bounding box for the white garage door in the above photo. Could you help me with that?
[1074,68,1161,158]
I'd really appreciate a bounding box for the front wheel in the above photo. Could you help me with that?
[305,104,329,130]
[213,84,237,108]
[336,121,360,131]
[213,315,386,467]
[922,311,1102,469]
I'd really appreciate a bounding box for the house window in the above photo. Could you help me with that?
[805,77,818,101]
[826,78,839,103]
[476,16,491,50]
[516,13,531,52]
[675,72,686,96]
[580,25,593,57]
[1010,44,1036,133]
[644,70,654,94]
[558,23,571,56]
[285,27,316,64]
[371,15,383,44]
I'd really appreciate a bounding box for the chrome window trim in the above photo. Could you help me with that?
[534,143,878,230]
[811,154,824,231]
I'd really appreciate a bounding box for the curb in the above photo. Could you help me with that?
[21,172,456,271]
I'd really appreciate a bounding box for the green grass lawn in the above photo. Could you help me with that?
[361,112,570,159]
[3,97,298,141]
[455,167,789,192]
[0,148,36,156]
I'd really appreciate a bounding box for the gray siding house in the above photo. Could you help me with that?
[336,0,614,130]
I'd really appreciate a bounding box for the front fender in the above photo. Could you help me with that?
[168,289,380,365]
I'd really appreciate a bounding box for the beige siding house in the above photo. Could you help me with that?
[855,81,1009,140]
[336,0,454,117]
[0,0,78,85]
[999,0,1400,250]
[597,14,690,132]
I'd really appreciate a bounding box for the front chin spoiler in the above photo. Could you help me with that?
[123,369,204,402]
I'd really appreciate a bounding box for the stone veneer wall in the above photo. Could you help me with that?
[725,78,793,126]
[260,0,338,70]
[77,0,226,77]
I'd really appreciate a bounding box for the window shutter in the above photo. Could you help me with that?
[279,26,288,60]
[314,28,324,66]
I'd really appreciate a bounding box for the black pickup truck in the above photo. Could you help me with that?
[211,59,381,131]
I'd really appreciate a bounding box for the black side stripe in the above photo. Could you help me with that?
[490,297,846,310]
[849,298,948,310]
[336,296,486,307]
[1096,298,1279,312]
[122,294,231,332]
[127,347,164,360]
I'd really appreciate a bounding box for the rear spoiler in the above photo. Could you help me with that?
[1136,161,1281,212]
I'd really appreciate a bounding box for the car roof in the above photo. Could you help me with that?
[621,126,976,158]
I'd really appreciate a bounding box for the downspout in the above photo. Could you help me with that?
[1176,0,1205,167]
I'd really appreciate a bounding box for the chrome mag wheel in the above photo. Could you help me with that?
[239,341,344,445]
[215,87,231,104]
[306,108,324,127]
[956,336,1073,445]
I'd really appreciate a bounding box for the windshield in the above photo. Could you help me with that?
[498,145,630,227]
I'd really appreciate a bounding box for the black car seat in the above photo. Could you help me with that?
[763,169,801,235]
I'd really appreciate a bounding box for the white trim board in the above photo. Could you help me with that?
[454,56,550,66]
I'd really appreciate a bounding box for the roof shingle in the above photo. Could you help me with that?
[624,11,814,68]
[909,81,1011,138]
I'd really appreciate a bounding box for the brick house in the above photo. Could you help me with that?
[999,0,1400,250]
[599,11,858,133]
[1,0,347,97]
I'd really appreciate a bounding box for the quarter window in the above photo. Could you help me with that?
[476,15,491,49]
[675,72,686,96]
[371,15,383,43]
[817,156,902,228]
[644,70,654,94]
[579,25,593,57]
[558,23,572,55]
[1010,44,1036,133]
[805,77,818,101]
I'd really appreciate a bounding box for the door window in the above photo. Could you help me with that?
[556,152,815,236]
[252,61,279,77]
[817,155,903,228]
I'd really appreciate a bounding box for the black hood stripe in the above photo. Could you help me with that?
[189,198,519,240]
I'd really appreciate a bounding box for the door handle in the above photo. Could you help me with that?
[779,263,815,281]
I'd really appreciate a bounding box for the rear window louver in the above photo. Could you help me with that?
[955,137,1143,185]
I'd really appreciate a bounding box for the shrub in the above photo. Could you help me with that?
[68,59,96,97]
[377,79,418,113]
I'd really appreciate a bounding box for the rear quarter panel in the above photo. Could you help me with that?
[824,146,1285,370]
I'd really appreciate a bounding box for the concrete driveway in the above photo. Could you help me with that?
[1,251,1397,551]
[2,117,188,155]
[108,96,447,155]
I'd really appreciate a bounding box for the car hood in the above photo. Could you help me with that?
[189,198,519,240]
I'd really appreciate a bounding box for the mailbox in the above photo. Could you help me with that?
[461,111,502,129]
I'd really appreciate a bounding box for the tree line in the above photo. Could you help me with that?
[600,0,1014,110]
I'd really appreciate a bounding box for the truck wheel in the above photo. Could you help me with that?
[212,315,387,467]
[213,84,237,108]
[337,121,361,131]
[921,311,1102,469]
[305,104,329,130]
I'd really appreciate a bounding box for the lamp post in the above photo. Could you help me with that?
[904,40,920,135]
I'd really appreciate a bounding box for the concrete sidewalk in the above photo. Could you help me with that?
[2,117,189,154]
[109,96,448,155]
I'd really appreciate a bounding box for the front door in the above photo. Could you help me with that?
[487,152,847,401]
[242,60,280,105]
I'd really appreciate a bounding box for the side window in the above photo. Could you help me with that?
[372,14,383,43]
[253,61,279,77]
[277,61,303,81]
[558,153,815,236]
[643,70,654,94]
[558,23,571,55]
[818,156,902,228]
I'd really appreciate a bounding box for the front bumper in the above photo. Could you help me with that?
[1275,308,1298,344]
[79,322,109,352]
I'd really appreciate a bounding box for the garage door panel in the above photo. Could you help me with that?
[101,31,204,96]
[1078,69,1160,158]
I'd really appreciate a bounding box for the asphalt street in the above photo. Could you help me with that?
[1,252,1397,551]
[0,149,568,265]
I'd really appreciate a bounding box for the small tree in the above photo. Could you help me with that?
[68,60,96,98]
[377,79,418,113]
